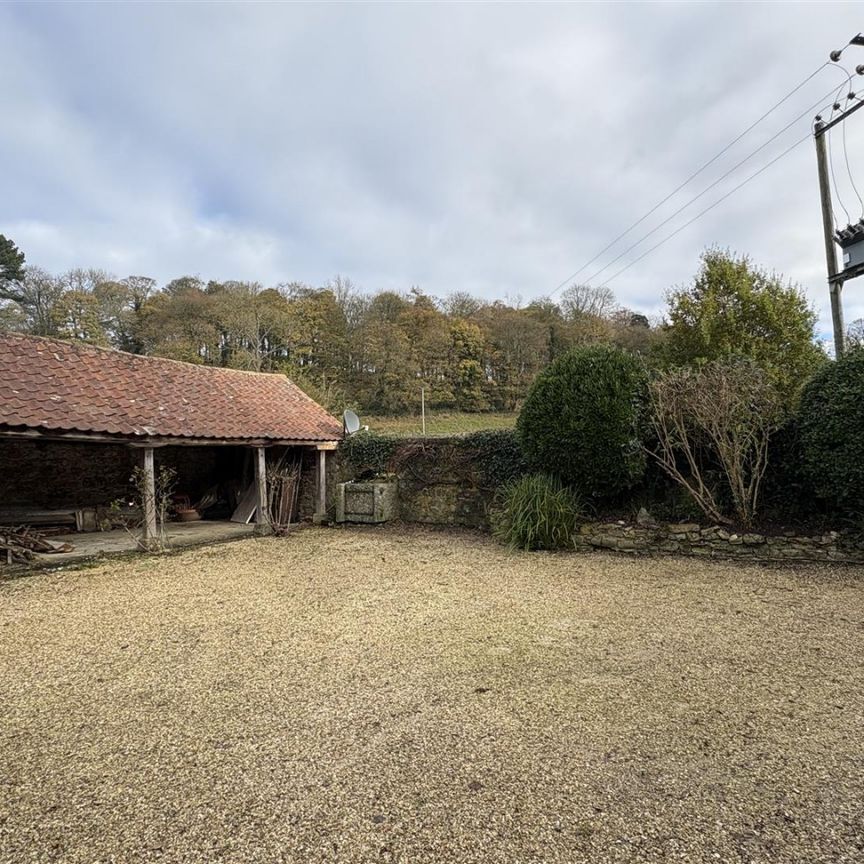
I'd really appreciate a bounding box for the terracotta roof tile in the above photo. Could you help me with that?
[0,334,343,443]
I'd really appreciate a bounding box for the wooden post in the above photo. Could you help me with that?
[254,446,271,534]
[141,447,158,550]
[815,122,845,358]
[315,448,327,522]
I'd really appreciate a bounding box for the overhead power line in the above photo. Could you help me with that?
[826,69,857,222]
[580,78,853,287]
[828,128,852,223]
[842,116,864,217]
[549,60,832,297]
[597,81,858,288]
[599,132,812,288]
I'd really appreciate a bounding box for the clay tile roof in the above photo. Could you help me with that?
[0,334,343,443]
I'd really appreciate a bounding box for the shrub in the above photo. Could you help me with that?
[760,419,819,523]
[491,473,583,551]
[658,248,825,407]
[647,359,784,527]
[516,344,647,497]
[338,431,400,479]
[799,348,864,512]
[460,428,528,489]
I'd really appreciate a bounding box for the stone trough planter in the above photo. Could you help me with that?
[335,480,399,524]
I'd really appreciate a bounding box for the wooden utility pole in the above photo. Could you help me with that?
[814,121,845,358]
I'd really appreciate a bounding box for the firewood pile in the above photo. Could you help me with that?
[0,526,75,564]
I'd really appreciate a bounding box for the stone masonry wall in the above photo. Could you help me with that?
[336,437,491,528]
[575,521,864,564]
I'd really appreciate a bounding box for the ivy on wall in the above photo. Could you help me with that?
[338,431,400,479]
[338,428,528,491]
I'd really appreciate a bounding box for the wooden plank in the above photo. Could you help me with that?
[0,508,77,526]
[0,429,340,448]
[230,484,258,524]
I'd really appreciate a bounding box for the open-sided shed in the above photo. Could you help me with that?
[0,334,342,547]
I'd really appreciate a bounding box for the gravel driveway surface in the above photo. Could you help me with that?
[2,526,863,863]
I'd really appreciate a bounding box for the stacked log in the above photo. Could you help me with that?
[0,526,74,564]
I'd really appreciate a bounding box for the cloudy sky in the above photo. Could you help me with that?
[2,2,863,335]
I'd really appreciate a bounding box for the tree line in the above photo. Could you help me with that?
[0,234,826,416]
[0,235,659,414]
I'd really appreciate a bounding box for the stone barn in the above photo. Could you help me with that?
[0,334,342,549]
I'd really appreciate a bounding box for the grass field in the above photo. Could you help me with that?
[363,411,517,437]
[2,527,863,862]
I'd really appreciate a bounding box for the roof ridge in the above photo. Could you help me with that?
[1,332,290,380]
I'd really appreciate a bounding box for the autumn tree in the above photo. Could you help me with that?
[137,277,221,363]
[52,289,107,344]
[399,289,453,407]
[477,303,548,411]
[94,276,156,352]
[560,283,616,319]
[448,318,486,411]
[659,249,825,405]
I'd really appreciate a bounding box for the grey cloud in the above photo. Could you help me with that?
[1,2,862,338]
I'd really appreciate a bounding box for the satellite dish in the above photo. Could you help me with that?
[343,409,361,435]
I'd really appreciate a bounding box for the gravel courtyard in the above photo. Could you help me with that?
[2,527,863,864]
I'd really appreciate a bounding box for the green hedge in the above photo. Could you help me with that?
[799,348,864,512]
[517,345,648,498]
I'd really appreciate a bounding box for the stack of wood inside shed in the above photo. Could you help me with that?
[0,526,74,564]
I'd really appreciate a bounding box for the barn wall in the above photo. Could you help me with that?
[0,439,136,509]
[0,439,243,512]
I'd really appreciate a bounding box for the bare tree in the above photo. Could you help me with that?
[560,283,616,320]
[647,360,783,526]
[442,290,482,319]
[7,267,66,336]
[847,318,864,348]
[61,267,112,293]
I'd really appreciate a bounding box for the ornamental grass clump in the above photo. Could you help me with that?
[491,473,583,551]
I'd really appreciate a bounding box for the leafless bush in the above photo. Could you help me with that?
[647,360,783,527]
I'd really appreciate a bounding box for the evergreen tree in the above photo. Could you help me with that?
[0,235,26,286]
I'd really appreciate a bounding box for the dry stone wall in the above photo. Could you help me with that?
[574,521,864,563]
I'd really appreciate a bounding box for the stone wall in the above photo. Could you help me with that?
[337,437,490,527]
[398,481,489,527]
[574,520,864,564]
[296,447,339,520]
